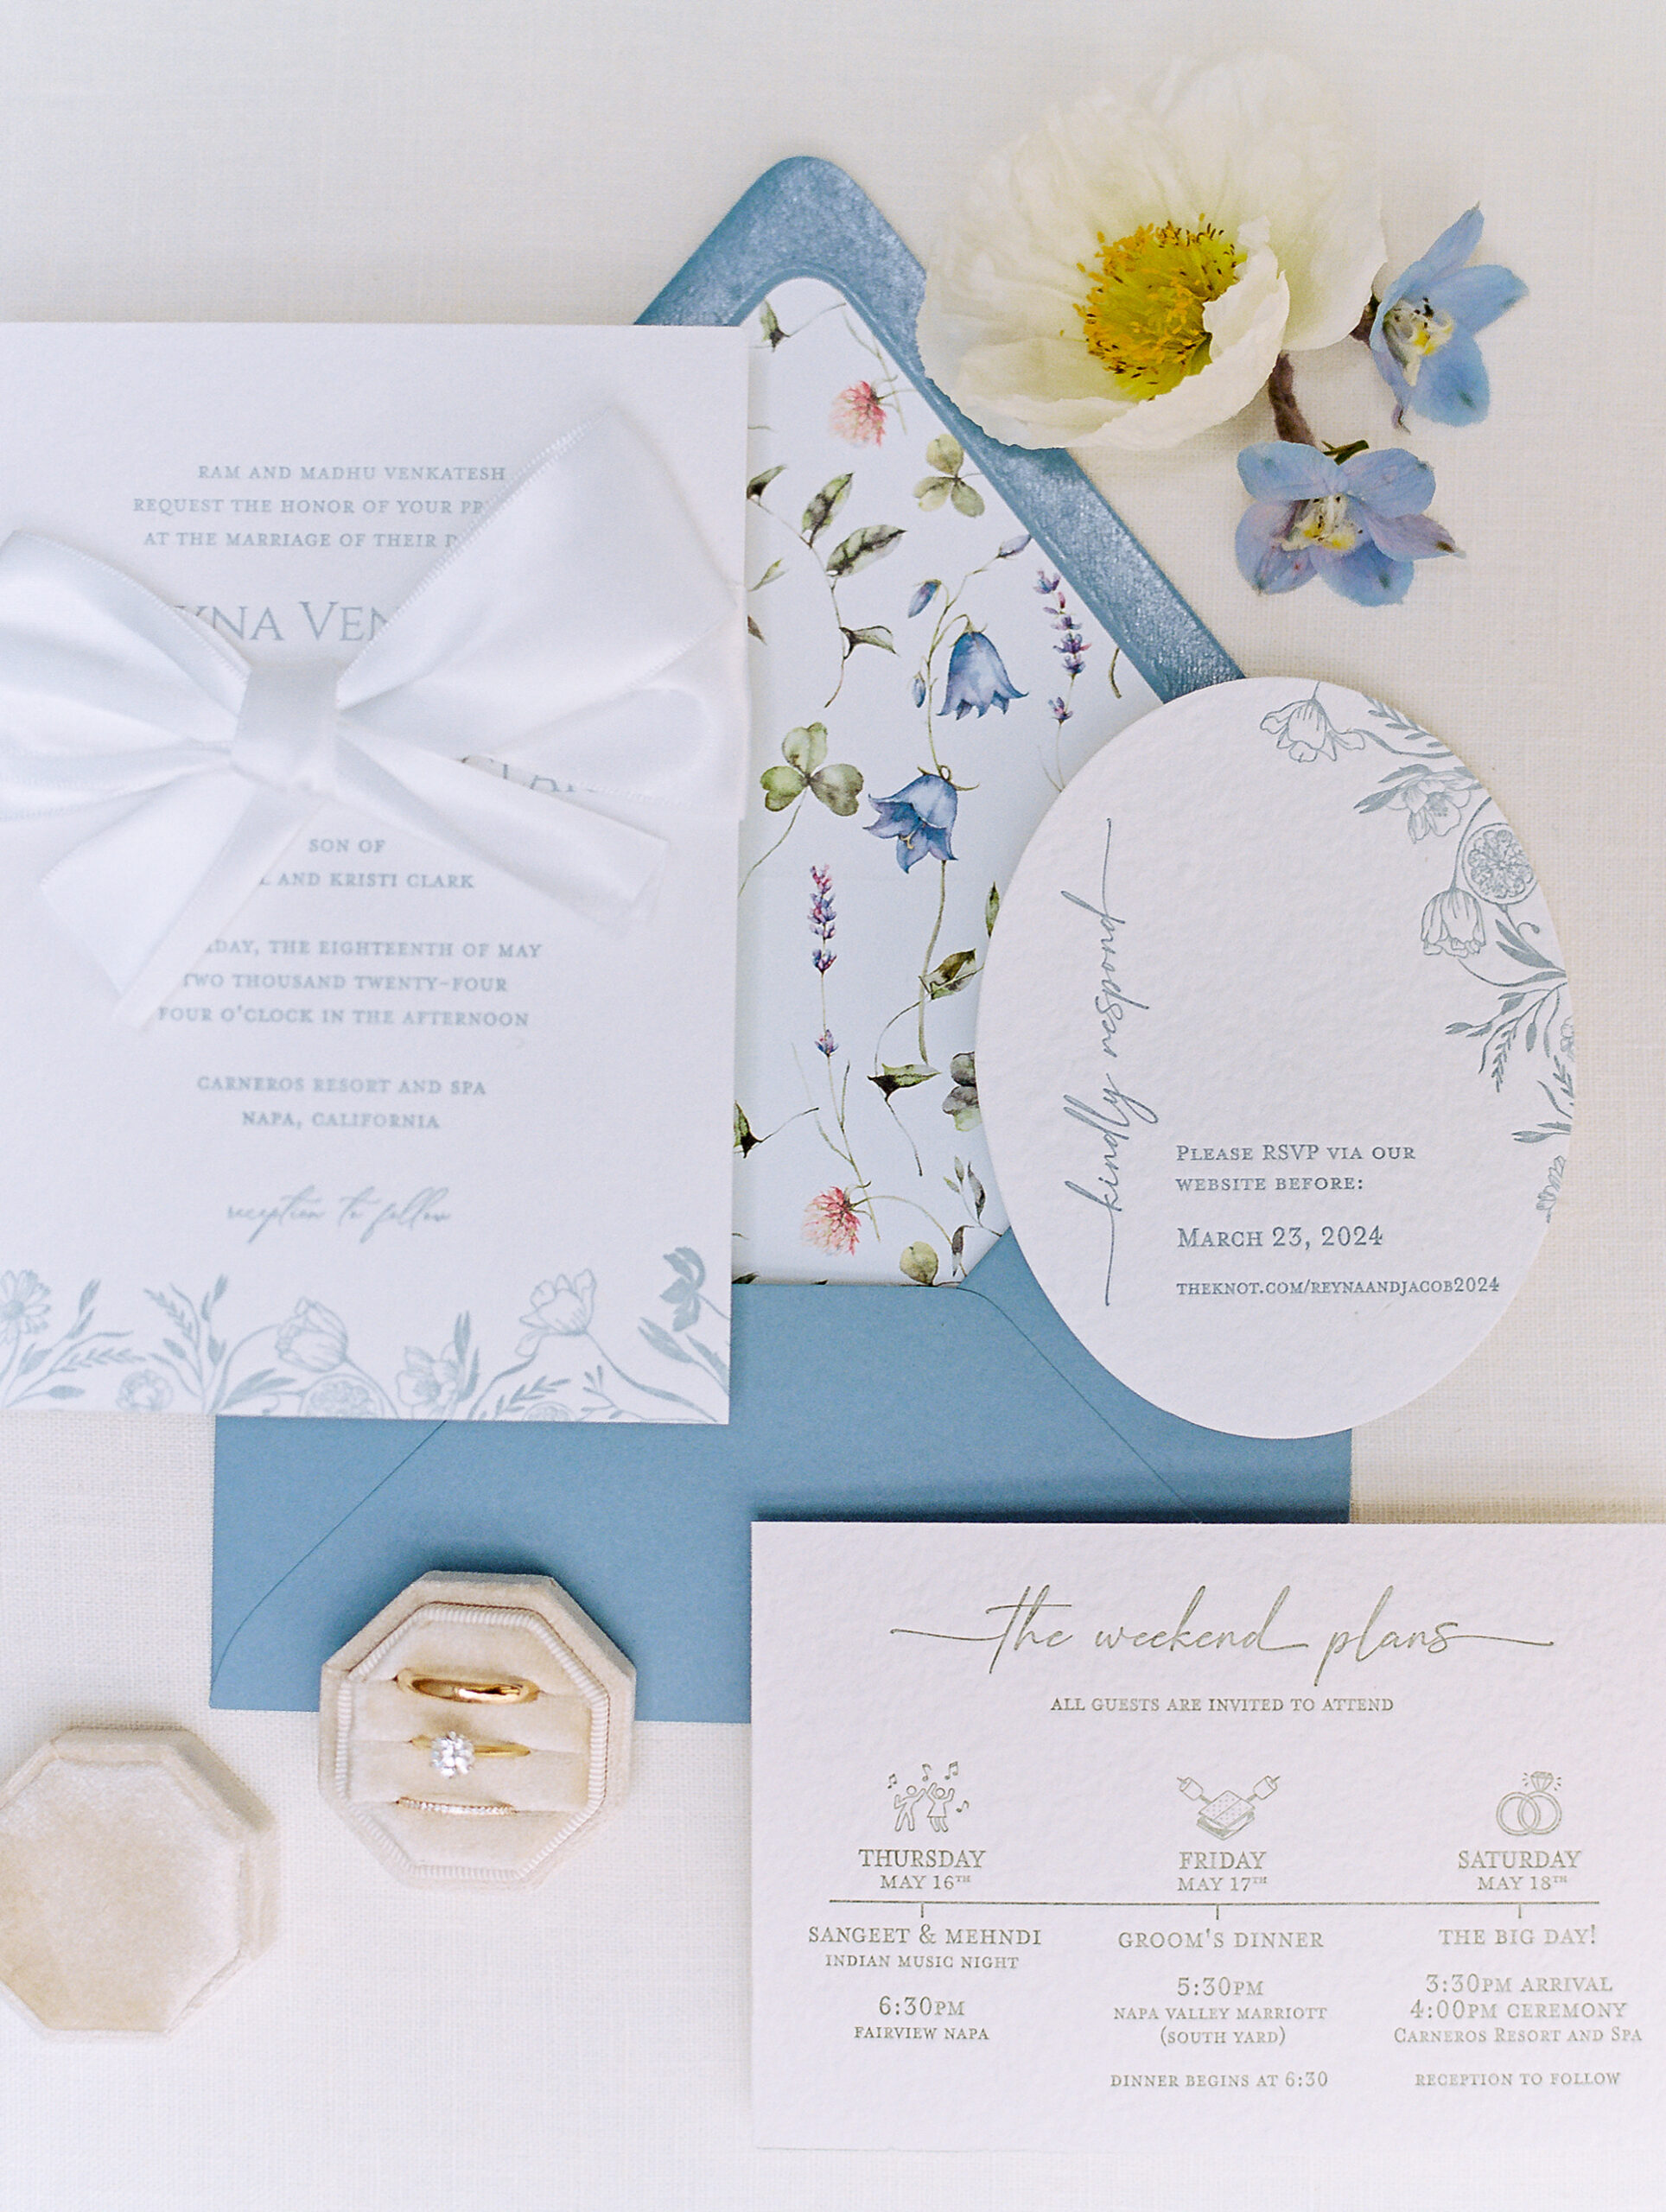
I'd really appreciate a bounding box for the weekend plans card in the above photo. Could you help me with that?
[752,1523,1663,2154]
[0,326,745,1419]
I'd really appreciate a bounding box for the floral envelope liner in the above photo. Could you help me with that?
[734,277,1160,1286]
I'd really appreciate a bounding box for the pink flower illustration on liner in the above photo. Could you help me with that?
[803,1186,863,1255]
[830,380,887,444]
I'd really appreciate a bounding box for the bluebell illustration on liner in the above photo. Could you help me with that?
[938,629,1025,719]
[867,772,958,870]
[1369,209,1527,427]
[1265,686,1573,1201]
[0,1272,134,1408]
[1236,443,1459,606]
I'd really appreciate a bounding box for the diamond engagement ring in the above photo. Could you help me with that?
[411,1731,532,1778]
[395,1669,540,1706]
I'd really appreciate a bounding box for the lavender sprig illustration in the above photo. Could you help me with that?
[800,866,878,1237]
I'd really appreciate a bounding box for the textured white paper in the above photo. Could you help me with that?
[0,326,745,1419]
[753,1522,1663,2155]
[976,677,1573,1436]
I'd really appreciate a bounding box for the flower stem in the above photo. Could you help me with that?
[1267,353,1316,447]
[587,1332,717,1422]
[740,803,802,895]
[917,859,948,1062]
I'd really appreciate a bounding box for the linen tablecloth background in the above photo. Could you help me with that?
[0,0,1657,2204]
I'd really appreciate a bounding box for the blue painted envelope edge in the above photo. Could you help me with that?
[208,161,1348,1719]
[212,1234,1346,1719]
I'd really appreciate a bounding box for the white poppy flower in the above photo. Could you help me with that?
[917,54,1385,453]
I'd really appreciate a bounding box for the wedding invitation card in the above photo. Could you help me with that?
[753,1522,1661,2153]
[977,677,1572,1435]
[0,326,746,1418]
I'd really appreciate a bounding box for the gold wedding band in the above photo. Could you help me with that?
[396,1668,540,1706]
[395,1796,517,1817]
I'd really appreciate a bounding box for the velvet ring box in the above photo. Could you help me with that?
[318,1569,634,1888]
[0,1729,276,2036]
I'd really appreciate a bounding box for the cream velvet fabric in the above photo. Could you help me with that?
[0,1732,274,2034]
[319,1576,633,1884]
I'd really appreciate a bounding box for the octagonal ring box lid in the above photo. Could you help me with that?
[0,1729,277,2037]
[319,1570,634,1888]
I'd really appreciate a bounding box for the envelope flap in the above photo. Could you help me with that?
[213,1242,1347,1719]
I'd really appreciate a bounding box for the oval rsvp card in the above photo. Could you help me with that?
[977,678,1573,1438]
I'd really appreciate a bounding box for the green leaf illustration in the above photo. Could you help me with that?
[949,479,985,518]
[925,949,977,998]
[760,763,806,810]
[734,1102,759,1156]
[869,1062,938,1099]
[825,522,905,577]
[802,473,853,546]
[925,432,964,474]
[747,614,765,642]
[984,882,1001,934]
[809,761,864,816]
[747,462,785,500]
[900,1241,939,1286]
[842,624,895,655]
[783,722,828,777]
[913,474,955,511]
[759,300,785,349]
[751,556,785,589]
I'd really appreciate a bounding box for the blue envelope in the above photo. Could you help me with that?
[210,162,1349,1717]
[211,1233,1347,1718]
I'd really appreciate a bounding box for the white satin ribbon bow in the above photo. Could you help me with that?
[0,409,742,1025]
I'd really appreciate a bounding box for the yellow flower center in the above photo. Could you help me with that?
[1381,298,1456,388]
[1075,219,1244,398]
[1281,494,1362,555]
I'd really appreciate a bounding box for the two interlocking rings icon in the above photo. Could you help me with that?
[1496,1782,1562,1836]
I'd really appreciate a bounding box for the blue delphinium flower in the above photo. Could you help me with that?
[867,772,957,870]
[1370,209,1525,427]
[1236,443,1459,607]
[938,629,1025,719]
